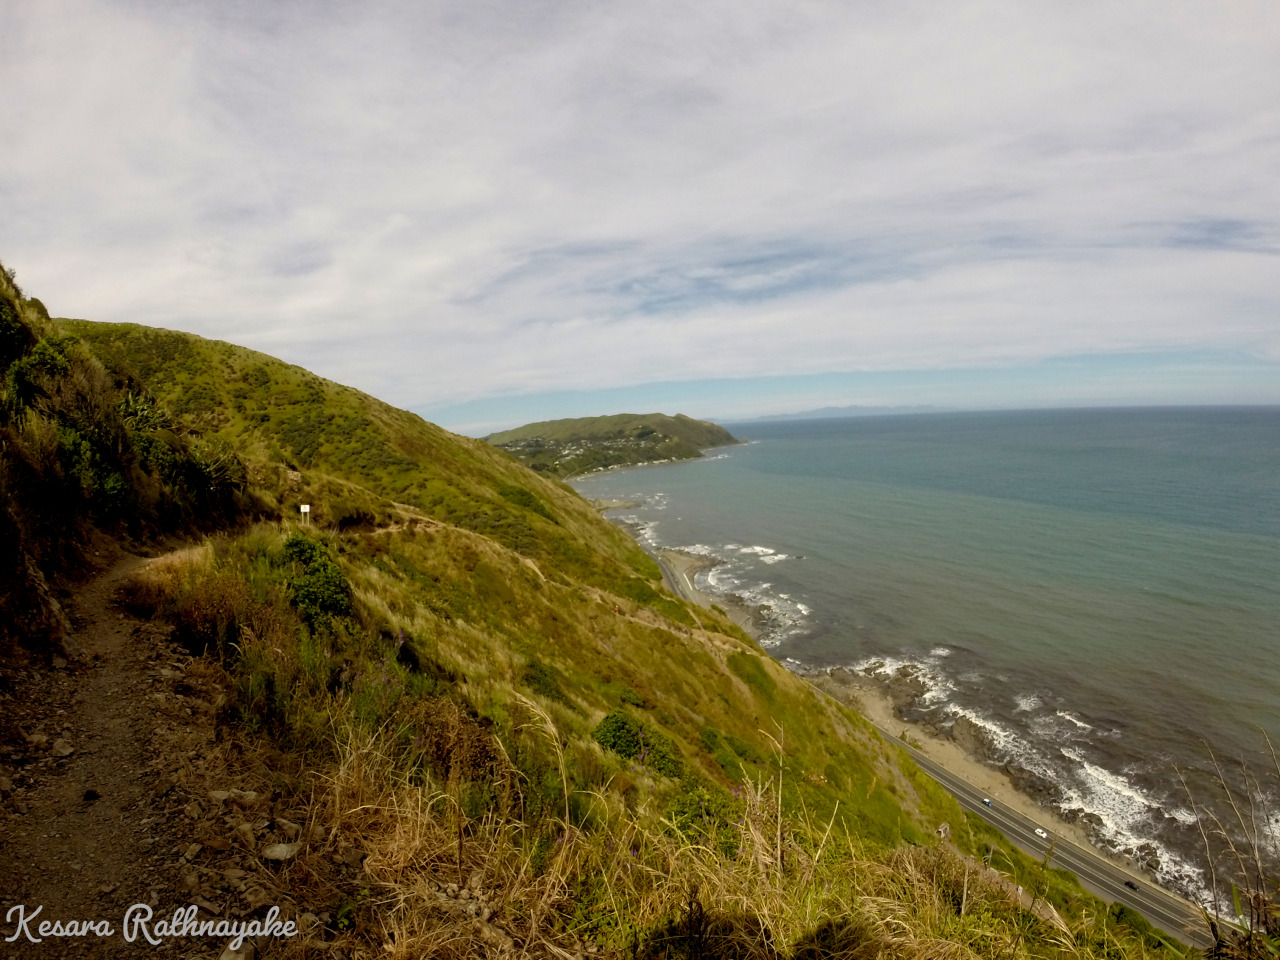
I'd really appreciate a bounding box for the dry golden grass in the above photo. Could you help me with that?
[296,725,1147,960]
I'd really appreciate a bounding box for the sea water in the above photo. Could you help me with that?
[572,407,1280,902]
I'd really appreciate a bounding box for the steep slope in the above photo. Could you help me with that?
[63,318,950,842]
[62,320,653,591]
[1,272,251,659]
[0,307,1184,956]
[487,412,738,477]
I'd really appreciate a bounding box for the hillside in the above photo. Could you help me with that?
[0,269,1206,957]
[60,318,959,847]
[486,412,738,477]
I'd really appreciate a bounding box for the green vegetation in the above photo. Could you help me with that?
[486,412,738,477]
[0,260,1202,958]
[61,318,658,593]
[0,267,253,656]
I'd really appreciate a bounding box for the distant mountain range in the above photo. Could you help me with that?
[745,404,946,422]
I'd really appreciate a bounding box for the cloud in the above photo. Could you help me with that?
[2,0,1278,414]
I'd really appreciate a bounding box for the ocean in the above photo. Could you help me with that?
[571,407,1280,903]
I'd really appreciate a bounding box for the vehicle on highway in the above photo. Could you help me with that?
[1034,828,1049,839]
[1124,880,1138,891]
[982,797,993,806]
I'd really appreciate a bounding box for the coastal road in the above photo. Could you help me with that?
[660,552,708,608]
[656,552,1213,947]
[881,729,1213,948]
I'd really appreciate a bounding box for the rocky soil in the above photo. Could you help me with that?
[0,548,364,959]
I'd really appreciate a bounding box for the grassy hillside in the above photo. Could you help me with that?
[62,319,655,591]
[487,412,738,477]
[64,317,957,847]
[0,273,254,657]
[0,289,1200,956]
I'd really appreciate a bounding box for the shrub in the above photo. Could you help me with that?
[620,686,647,708]
[283,533,353,624]
[0,295,35,373]
[6,336,73,407]
[592,710,682,778]
[497,483,557,523]
[665,782,743,855]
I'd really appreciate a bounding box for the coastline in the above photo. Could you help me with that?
[654,544,1150,882]
[806,670,1106,855]
[657,548,771,638]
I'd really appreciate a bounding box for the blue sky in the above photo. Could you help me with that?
[2,1,1278,435]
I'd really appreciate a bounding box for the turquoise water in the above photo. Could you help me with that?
[573,407,1280,899]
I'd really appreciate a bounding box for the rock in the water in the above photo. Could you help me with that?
[948,716,994,761]
[887,665,927,710]
[1003,762,1063,805]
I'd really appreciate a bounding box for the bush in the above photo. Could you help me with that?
[283,533,353,624]
[592,710,682,778]
[665,782,743,855]
[497,483,557,523]
[620,686,647,708]
[0,296,36,373]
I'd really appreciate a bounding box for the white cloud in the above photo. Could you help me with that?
[2,0,1277,410]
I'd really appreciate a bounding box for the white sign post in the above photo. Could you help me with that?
[300,504,310,525]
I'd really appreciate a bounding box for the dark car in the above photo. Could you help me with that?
[1124,880,1138,891]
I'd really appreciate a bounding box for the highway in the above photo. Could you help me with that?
[656,552,1214,947]
[880,728,1213,949]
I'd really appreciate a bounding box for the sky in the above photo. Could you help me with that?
[2,0,1278,436]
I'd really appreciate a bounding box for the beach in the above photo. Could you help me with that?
[655,546,1143,877]
[572,409,1280,903]
[658,548,772,637]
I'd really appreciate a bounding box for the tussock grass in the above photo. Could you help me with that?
[290,723,1169,960]
[116,519,1182,957]
[34,300,1197,958]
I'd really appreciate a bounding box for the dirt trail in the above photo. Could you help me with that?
[0,548,218,957]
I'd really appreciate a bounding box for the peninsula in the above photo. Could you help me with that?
[486,412,738,477]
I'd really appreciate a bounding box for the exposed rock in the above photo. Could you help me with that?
[1134,842,1161,872]
[474,918,516,954]
[262,841,303,860]
[886,665,927,711]
[1003,763,1064,807]
[948,716,994,761]
[229,787,261,808]
[219,942,255,960]
[51,738,74,757]
[20,550,83,661]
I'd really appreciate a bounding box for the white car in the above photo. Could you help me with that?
[1034,828,1049,839]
